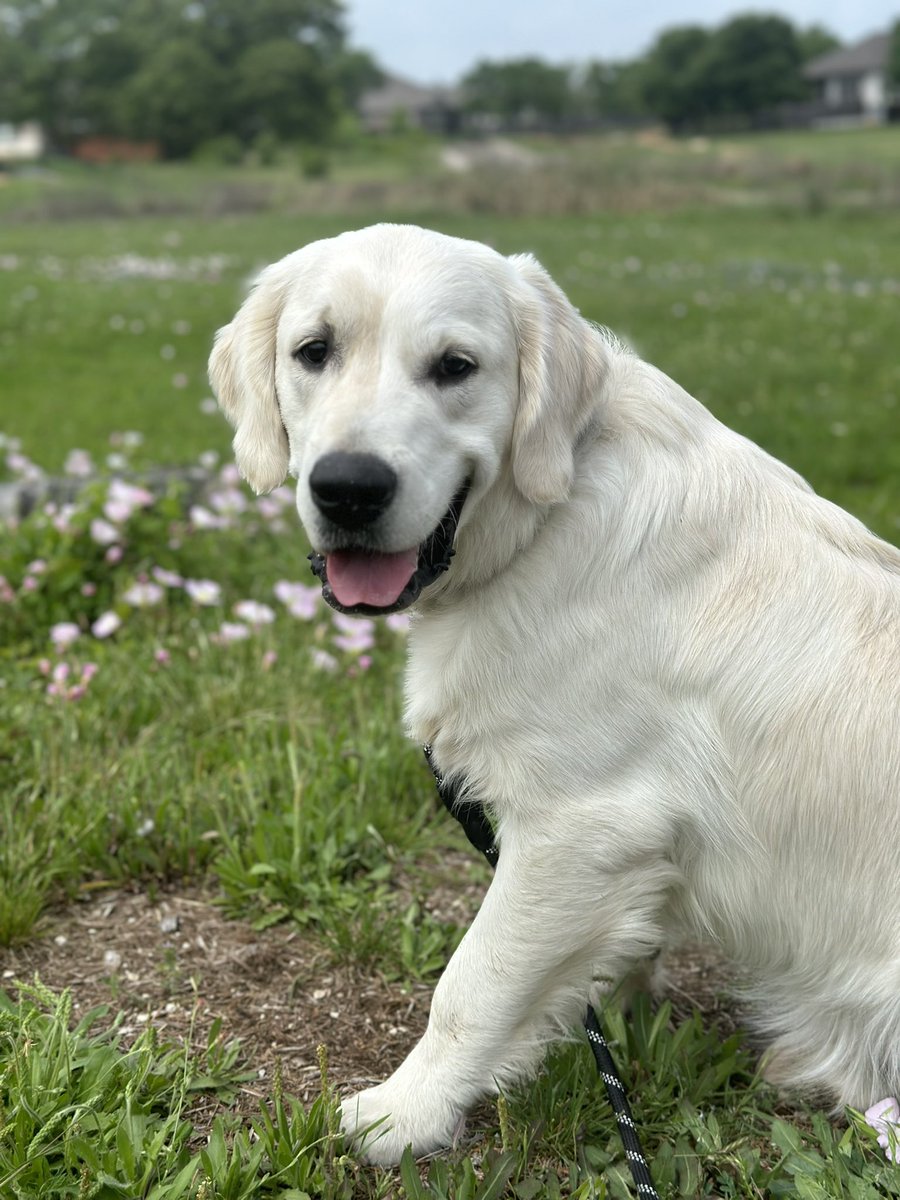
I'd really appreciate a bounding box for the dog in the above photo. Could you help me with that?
[209,223,900,1166]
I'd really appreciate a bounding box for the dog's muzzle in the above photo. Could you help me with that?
[308,480,470,617]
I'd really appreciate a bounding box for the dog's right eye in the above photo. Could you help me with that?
[294,340,329,366]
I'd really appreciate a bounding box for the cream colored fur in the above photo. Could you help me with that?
[210,223,900,1166]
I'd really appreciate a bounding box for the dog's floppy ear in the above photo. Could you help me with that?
[508,254,607,505]
[208,261,291,494]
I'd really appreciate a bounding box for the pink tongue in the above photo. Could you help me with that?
[326,548,419,608]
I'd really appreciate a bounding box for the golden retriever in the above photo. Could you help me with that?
[210,223,900,1165]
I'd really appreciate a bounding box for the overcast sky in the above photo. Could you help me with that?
[346,1,898,84]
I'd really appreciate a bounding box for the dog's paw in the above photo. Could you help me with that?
[340,1082,463,1166]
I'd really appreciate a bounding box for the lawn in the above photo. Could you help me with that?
[1,132,899,1198]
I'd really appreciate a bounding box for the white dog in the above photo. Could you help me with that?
[210,223,900,1166]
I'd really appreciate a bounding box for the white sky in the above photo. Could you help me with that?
[346,1,898,84]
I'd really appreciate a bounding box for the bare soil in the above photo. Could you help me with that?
[0,880,744,1127]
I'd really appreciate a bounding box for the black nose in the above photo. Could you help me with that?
[309,452,398,529]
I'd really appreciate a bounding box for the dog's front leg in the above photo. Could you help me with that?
[340,829,670,1164]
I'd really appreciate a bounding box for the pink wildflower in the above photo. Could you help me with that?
[152,566,183,588]
[105,545,124,565]
[51,504,77,534]
[274,580,320,620]
[332,614,375,654]
[154,647,171,665]
[262,650,278,670]
[104,479,154,523]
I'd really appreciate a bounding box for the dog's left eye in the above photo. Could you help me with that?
[436,353,475,381]
[294,339,329,366]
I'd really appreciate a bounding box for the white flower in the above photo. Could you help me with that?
[311,648,338,672]
[184,579,222,606]
[865,1097,900,1163]
[385,613,412,633]
[209,487,247,515]
[189,504,226,530]
[64,448,94,477]
[90,517,120,546]
[50,622,81,651]
[215,621,250,642]
[91,611,121,639]
[122,581,164,607]
[233,600,275,626]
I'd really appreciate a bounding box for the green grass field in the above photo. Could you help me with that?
[1,130,899,1198]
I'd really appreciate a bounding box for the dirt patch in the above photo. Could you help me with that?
[0,887,438,1109]
[0,882,743,1125]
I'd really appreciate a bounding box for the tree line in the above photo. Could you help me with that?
[0,3,897,160]
[0,0,381,158]
[462,17,853,132]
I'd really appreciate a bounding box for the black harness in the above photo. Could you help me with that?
[424,745,659,1200]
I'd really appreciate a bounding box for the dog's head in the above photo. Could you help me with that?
[209,224,608,615]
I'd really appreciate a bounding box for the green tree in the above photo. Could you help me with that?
[576,60,648,122]
[698,14,806,120]
[797,24,841,62]
[121,40,226,158]
[0,31,40,122]
[234,40,340,142]
[462,58,575,125]
[334,49,384,107]
[641,26,712,130]
[0,0,356,156]
[642,15,811,130]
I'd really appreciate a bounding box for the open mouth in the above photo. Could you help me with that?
[308,481,470,616]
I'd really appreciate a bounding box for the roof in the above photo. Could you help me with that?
[359,75,461,119]
[804,31,891,79]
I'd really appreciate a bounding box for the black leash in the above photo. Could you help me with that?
[424,746,659,1200]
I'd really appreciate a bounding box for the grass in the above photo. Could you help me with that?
[1,129,899,1196]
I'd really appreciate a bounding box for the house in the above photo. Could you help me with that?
[803,31,899,126]
[358,75,463,134]
[0,121,44,164]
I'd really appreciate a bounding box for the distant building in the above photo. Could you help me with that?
[0,121,44,164]
[358,75,463,134]
[72,138,161,164]
[803,31,899,126]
